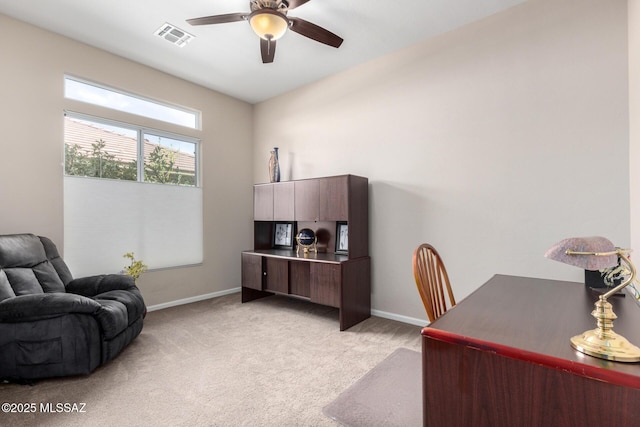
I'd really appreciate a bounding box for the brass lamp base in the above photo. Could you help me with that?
[570,297,640,362]
[571,330,640,362]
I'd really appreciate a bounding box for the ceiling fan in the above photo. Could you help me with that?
[187,0,344,63]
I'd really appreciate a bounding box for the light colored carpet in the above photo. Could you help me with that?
[0,293,422,426]
[323,348,421,427]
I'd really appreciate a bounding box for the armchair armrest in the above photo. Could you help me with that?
[0,293,100,322]
[66,274,136,297]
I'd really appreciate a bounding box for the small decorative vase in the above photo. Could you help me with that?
[269,147,280,183]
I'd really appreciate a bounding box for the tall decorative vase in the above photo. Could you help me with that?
[269,147,280,183]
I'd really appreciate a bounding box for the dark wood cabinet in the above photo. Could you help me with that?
[253,184,273,221]
[273,181,294,220]
[254,174,368,258]
[290,261,310,298]
[293,179,320,221]
[265,258,289,294]
[310,263,341,307]
[242,174,370,330]
[254,181,295,221]
[241,252,263,291]
[292,176,349,222]
[319,176,348,221]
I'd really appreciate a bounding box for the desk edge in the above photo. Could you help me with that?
[423,327,640,390]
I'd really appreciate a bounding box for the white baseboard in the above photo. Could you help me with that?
[147,287,428,328]
[146,287,241,312]
[371,309,428,327]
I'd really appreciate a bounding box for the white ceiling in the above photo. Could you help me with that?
[0,0,526,104]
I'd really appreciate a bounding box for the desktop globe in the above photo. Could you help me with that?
[297,228,315,245]
[296,228,317,254]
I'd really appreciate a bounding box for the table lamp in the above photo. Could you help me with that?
[545,236,640,362]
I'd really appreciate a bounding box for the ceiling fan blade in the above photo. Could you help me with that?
[260,38,276,63]
[289,17,343,48]
[285,0,311,10]
[186,13,246,26]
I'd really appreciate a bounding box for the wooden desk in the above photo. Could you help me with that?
[422,274,640,426]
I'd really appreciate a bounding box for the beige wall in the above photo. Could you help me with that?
[254,0,630,322]
[0,14,254,306]
[630,1,640,263]
[0,0,632,324]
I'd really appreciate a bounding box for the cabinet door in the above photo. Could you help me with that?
[319,176,348,221]
[294,179,319,221]
[273,181,295,220]
[310,263,341,308]
[254,184,274,221]
[242,253,264,291]
[265,258,289,294]
[290,261,310,298]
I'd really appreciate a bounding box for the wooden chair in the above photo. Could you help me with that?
[412,243,456,322]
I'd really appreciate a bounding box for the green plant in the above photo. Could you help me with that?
[65,140,136,181]
[123,252,148,281]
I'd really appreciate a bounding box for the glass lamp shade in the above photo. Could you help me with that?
[544,236,617,270]
[249,10,288,41]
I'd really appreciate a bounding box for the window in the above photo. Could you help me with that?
[64,76,199,129]
[63,82,203,276]
[64,114,198,186]
[143,132,197,186]
[65,116,138,181]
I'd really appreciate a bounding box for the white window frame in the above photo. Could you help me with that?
[63,77,204,275]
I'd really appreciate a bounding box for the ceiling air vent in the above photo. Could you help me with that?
[154,23,194,47]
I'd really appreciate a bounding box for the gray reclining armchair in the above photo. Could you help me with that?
[0,234,146,381]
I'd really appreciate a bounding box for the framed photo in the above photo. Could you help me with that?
[273,222,294,249]
[335,222,348,254]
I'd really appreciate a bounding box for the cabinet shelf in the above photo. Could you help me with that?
[244,249,349,264]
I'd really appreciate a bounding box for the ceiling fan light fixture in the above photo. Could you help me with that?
[249,9,289,41]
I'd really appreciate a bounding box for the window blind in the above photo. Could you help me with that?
[64,176,203,277]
